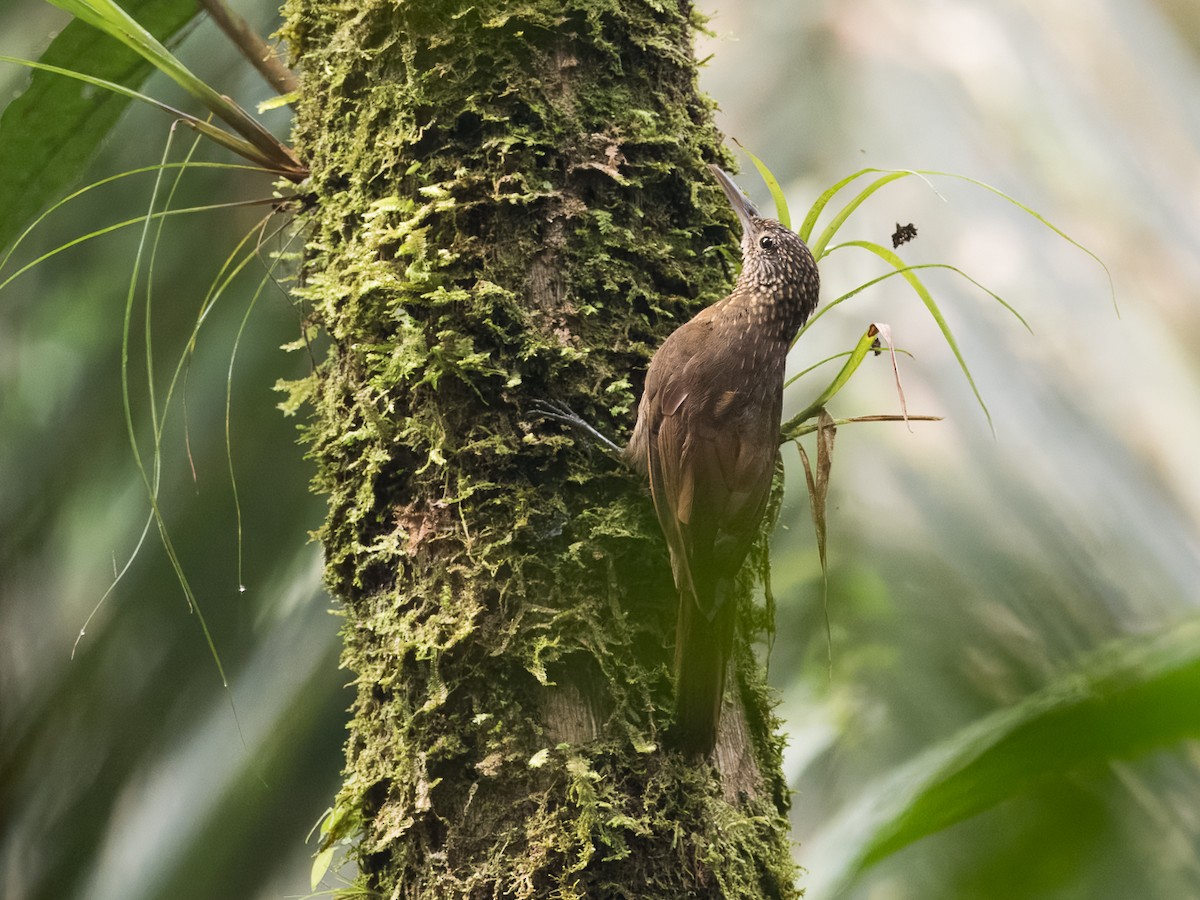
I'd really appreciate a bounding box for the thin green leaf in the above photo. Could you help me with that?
[112,134,285,709]
[72,171,287,662]
[830,240,995,433]
[0,161,270,284]
[72,130,200,657]
[157,212,291,614]
[72,508,156,659]
[311,845,336,890]
[800,167,945,248]
[918,168,1118,314]
[798,261,1032,344]
[785,350,854,389]
[798,168,878,244]
[810,172,911,260]
[734,140,790,228]
[118,129,230,687]
[782,326,881,437]
[258,91,299,114]
[142,131,197,458]
[812,615,1200,896]
[0,195,278,295]
[786,346,916,390]
[798,166,1114,312]
[0,0,199,254]
[224,224,303,594]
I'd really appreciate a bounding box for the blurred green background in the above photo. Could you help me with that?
[3,1,1199,898]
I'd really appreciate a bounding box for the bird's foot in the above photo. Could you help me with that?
[529,399,624,461]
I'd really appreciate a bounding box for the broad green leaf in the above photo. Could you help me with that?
[811,615,1200,895]
[44,0,300,173]
[311,844,335,889]
[0,58,272,167]
[0,0,200,254]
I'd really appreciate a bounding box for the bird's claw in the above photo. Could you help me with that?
[528,399,624,459]
[529,398,580,425]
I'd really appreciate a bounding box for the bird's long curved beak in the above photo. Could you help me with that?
[709,165,759,236]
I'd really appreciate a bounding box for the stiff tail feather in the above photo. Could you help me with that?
[671,591,735,756]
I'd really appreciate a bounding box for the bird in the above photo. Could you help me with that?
[623,165,820,754]
[535,165,820,755]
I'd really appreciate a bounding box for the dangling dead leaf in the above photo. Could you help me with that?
[868,322,911,431]
[798,409,836,574]
[798,409,837,675]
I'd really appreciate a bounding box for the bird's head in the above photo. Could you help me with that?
[709,165,820,324]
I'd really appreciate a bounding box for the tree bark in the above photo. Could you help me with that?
[281,0,798,895]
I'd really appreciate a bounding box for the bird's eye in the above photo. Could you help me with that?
[759,234,776,252]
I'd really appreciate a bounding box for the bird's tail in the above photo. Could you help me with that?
[671,588,736,756]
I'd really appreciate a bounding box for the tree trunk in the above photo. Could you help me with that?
[282,0,798,895]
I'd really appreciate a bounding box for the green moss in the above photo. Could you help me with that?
[283,0,799,895]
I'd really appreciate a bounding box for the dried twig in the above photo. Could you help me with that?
[199,0,299,96]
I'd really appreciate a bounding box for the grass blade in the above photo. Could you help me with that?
[782,326,882,437]
[735,141,790,228]
[810,172,912,260]
[798,168,880,243]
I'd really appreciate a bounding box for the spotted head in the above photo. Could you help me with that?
[710,165,821,331]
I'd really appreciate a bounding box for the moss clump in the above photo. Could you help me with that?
[281,0,798,895]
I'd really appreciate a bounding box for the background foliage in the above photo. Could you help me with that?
[2,1,1199,898]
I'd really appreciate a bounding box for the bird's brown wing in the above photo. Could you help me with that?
[648,375,778,619]
[646,379,698,608]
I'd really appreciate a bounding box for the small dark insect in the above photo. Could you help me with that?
[892,222,918,248]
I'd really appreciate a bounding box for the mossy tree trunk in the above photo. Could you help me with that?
[282,0,798,896]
